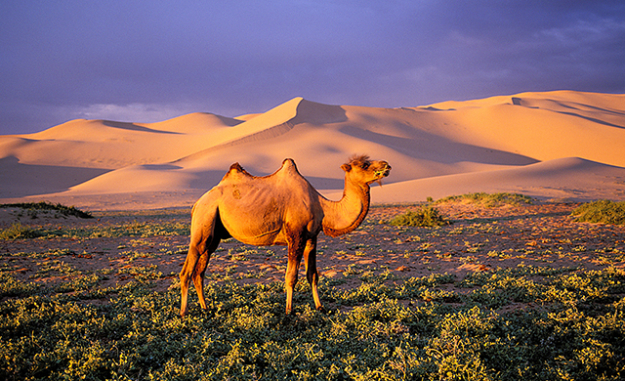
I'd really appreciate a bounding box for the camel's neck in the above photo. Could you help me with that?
[321,178,371,238]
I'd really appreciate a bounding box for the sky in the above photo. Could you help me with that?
[1,0,624,135]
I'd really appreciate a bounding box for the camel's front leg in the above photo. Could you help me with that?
[303,238,324,312]
[285,234,305,315]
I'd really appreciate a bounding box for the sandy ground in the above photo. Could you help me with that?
[2,202,624,309]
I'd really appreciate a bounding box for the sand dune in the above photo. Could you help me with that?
[364,157,625,204]
[1,91,624,210]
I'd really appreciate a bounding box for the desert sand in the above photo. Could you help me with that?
[1,91,624,211]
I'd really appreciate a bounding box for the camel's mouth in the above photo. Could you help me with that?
[373,163,391,186]
[375,162,391,178]
[380,168,391,177]
[374,169,390,179]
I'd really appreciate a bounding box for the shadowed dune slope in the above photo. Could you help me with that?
[1,91,624,209]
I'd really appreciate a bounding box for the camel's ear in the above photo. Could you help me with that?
[341,163,352,172]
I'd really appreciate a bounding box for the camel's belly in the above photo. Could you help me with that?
[220,212,288,246]
[230,228,288,246]
[218,198,287,246]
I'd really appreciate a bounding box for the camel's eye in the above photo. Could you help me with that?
[361,162,370,169]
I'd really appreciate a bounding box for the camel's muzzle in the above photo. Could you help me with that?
[375,163,391,178]
[373,163,391,186]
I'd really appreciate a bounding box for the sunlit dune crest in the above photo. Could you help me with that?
[1,91,624,210]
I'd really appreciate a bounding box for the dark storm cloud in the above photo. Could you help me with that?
[1,0,623,134]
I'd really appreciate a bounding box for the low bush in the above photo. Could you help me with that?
[436,192,534,207]
[0,201,93,219]
[0,273,44,297]
[571,200,625,225]
[0,201,93,218]
[389,206,450,227]
[0,223,43,240]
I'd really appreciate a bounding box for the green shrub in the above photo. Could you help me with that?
[0,273,44,297]
[389,206,450,227]
[436,192,534,207]
[0,201,93,219]
[571,200,625,225]
[0,223,43,240]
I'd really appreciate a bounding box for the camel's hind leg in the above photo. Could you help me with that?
[191,237,221,310]
[303,238,324,312]
[180,240,212,317]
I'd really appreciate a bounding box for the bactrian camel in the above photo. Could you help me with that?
[179,155,391,316]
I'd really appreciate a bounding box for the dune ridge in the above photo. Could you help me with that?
[1,91,624,210]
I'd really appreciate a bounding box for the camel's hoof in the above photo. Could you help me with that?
[316,306,326,314]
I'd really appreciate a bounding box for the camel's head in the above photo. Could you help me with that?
[341,155,391,186]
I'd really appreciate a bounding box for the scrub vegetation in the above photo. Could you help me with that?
[1,196,625,380]
[571,200,625,225]
[1,201,93,219]
[436,192,534,207]
[388,206,450,227]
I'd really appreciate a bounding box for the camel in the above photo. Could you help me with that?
[179,155,391,316]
